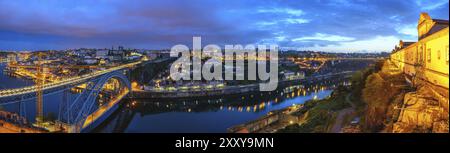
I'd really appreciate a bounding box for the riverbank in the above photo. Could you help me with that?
[275,60,387,133]
[131,71,353,99]
[94,84,335,133]
[0,111,47,133]
[0,63,33,89]
[269,59,448,133]
[238,61,383,133]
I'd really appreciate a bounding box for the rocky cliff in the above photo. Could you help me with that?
[362,60,449,133]
[393,86,449,133]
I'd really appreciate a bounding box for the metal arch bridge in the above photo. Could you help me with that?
[60,70,131,133]
[0,61,140,133]
[0,58,172,100]
[0,61,140,102]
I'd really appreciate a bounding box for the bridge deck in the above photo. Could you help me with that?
[82,89,129,130]
[0,60,141,99]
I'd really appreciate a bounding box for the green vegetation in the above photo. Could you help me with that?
[360,61,408,132]
[349,61,383,108]
[278,86,351,133]
[131,58,175,85]
[277,60,387,133]
[279,109,335,133]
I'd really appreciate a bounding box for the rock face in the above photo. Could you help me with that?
[393,86,449,133]
[361,60,449,133]
[362,61,406,132]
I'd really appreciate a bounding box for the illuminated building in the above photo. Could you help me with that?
[391,12,449,89]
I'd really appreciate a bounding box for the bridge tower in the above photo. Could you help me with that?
[19,96,26,119]
[35,53,45,125]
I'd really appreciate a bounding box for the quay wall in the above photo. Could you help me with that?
[131,72,353,99]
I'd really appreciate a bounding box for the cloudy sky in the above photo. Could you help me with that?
[0,0,448,52]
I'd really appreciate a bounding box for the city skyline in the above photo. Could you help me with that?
[0,0,449,52]
[0,0,448,138]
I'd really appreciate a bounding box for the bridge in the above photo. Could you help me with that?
[0,61,140,100]
[0,59,149,133]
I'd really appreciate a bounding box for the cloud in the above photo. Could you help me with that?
[298,35,400,52]
[0,0,448,52]
[256,18,310,30]
[284,18,310,24]
[292,33,355,42]
[257,8,305,16]
[396,24,418,37]
[257,21,278,27]
[416,0,449,10]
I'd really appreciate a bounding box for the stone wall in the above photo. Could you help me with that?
[393,86,449,133]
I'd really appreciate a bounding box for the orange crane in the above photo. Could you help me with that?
[9,53,111,126]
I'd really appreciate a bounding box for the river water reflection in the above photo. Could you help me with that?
[95,82,345,133]
[2,63,349,133]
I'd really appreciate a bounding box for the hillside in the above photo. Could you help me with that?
[361,60,449,133]
[278,59,449,133]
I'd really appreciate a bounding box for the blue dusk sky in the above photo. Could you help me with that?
[0,0,448,52]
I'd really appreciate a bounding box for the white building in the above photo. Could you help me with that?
[74,49,89,57]
[96,49,109,59]
[283,71,305,80]
[83,58,98,65]
[7,54,17,63]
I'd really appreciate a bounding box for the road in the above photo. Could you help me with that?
[82,89,129,129]
[330,93,355,133]
[142,71,355,93]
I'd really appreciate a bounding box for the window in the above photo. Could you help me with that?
[419,47,423,63]
[427,48,431,63]
[437,50,441,60]
[446,46,449,65]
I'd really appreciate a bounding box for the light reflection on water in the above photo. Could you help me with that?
[0,63,33,89]
[96,84,338,133]
[1,63,349,133]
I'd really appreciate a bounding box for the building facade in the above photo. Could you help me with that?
[391,12,449,89]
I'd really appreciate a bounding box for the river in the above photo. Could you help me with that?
[1,63,344,133]
[94,84,338,133]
